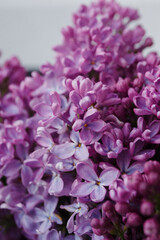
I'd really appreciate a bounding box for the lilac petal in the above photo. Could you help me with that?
[94,142,107,156]
[16,143,29,160]
[134,96,148,109]
[32,208,47,222]
[129,128,141,139]
[34,168,44,182]
[48,175,64,195]
[22,215,39,235]
[81,61,92,73]
[75,144,89,161]
[152,134,160,144]
[103,97,121,106]
[29,148,47,159]
[130,138,144,156]
[51,102,60,117]
[34,103,52,118]
[117,149,130,172]
[47,229,60,240]
[51,142,76,159]
[2,160,21,177]
[100,168,120,186]
[70,130,79,144]
[72,119,84,131]
[70,91,81,107]
[80,127,93,144]
[70,182,95,197]
[84,108,99,122]
[154,77,160,91]
[21,165,33,187]
[67,212,76,233]
[37,232,48,240]
[90,185,106,202]
[24,159,42,168]
[36,128,53,148]
[26,195,43,211]
[127,162,144,174]
[132,149,155,161]
[76,220,91,236]
[134,108,152,116]
[39,219,51,234]
[82,49,92,59]
[44,196,58,215]
[79,96,93,111]
[60,203,78,213]
[137,117,145,132]
[88,120,106,132]
[80,78,93,96]
[77,163,98,181]
[30,148,47,158]
[51,214,62,224]
[49,91,61,105]
[149,121,160,137]
[92,234,104,240]
[103,133,115,149]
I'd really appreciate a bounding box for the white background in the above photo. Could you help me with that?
[0,0,160,69]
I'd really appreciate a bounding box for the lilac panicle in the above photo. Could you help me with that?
[1,0,160,239]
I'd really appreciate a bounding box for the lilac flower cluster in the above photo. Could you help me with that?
[0,0,160,239]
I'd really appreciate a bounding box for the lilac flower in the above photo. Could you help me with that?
[129,138,155,161]
[116,149,144,174]
[30,196,62,234]
[35,127,54,150]
[80,48,105,73]
[68,76,96,114]
[94,124,123,158]
[73,108,106,144]
[142,120,160,144]
[48,171,64,196]
[55,157,78,172]
[0,142,14,166]
[34,91,67,126]
[1,0,160,239]
[51,130,89,161]
[4,120,26,144]
[61,202,88,233]
[71,163,120,202]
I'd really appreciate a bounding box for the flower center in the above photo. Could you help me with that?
[84,123,88,127]
[96,180,101,185]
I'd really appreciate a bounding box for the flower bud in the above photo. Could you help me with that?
[143,218,159,236]
[140,200,155,216]
[144,161,160,175]
[124,171,143,191]
[148,172,160,186]
[115,202,130,215]
[91,218,100,229]
[138,181,149,196]
[127,212,142,227]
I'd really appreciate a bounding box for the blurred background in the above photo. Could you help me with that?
[0,0,160,70]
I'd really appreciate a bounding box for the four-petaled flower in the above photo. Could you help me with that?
[71,163,120,202]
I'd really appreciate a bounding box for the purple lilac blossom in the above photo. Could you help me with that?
[1,0,160,239]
